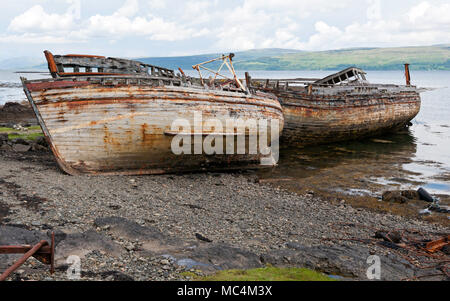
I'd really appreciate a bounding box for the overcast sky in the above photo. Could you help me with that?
[0,0,449,59]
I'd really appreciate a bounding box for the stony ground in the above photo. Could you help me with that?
[0,149,448,281]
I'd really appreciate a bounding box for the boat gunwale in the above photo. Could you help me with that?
[23,78,284,112]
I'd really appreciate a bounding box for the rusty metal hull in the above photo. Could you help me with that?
[22,78,284,175]
[265,89,421,145]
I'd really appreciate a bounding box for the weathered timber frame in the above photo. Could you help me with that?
[314,67,367,86]
[44,50,175,79]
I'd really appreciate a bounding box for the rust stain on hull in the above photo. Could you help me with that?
[279,93,421,145]
[250,73,422,145]
[22,79,284,175]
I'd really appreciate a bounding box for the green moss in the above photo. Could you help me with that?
[180,271,199,278]
[194,267,335,281]
[1,126,43,141]
[0,127,12,133]
[27,126,41,131]
[8,132,43,141]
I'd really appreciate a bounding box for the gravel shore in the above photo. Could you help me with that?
[0,149,448,281]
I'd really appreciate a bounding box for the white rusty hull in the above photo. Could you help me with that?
[22,79,284,175]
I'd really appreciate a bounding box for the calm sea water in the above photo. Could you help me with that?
[1,69,449,194]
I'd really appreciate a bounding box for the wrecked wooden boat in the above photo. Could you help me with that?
[21,51,283,175]
[247,65,422,145]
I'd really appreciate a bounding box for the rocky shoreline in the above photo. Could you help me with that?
[0,102,38,128]
[0,146,448,281]
[0,102,448,281]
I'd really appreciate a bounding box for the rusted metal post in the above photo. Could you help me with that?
[404,64,411,86]
[245,72,252,89]
[50,232,55,274]
[0,241,48,281]
[0,232,55,281]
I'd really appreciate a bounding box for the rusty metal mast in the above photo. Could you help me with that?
[192,53,247,92]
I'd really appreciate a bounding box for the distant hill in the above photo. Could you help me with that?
[0,57,45,70]
[139,46,450,71]
[5,45,449,71]
[138,48,302,71]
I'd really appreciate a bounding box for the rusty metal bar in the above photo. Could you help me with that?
[44,50,59,78]
[0,232,55,281]
[425,235,449,253]
[0,245,52,255]
[405,63,411,86]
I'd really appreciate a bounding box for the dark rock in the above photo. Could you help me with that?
[417,188,435,203]
[0,225,48,245]
[107,204,121,210]
[35,136,47,147]
[1,102,30,112]
[0,144,12,151]
[375,231,402,243]
[382,191,409,204]
[442,245,450,255]
[12,144,32,152]
[99,271,134,281]
[401,190,420,200]
[0,200,10,224]
[174,244,263,272]
[11,138,29,145]
[195,233,213,243]
[262,243,416,280]
[93,216,185,254]
[94,217,261,272]
[0,102,37,127]
[377,241,403,250]
[0,133,8,143]
[55,230,125,265]
[46,230,67,246]
[0,226,49,270]
[382,190,422,204]
[94,216,166,241]
[31,143,47,152]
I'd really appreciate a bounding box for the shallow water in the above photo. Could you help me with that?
[1,69,449,196]
[254,70,450,197]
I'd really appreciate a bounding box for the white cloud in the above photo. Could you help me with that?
[1,0,450,54]
[211,0,354,51]
[83,1,206,41]
[0,33,78,44]
[5,0,209,43]
[407,1,450,28]
[148,0,166,10]
[366,0,382,21]
[8,5,76,33]
[115,0,139,17]
[297,1,450,50]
